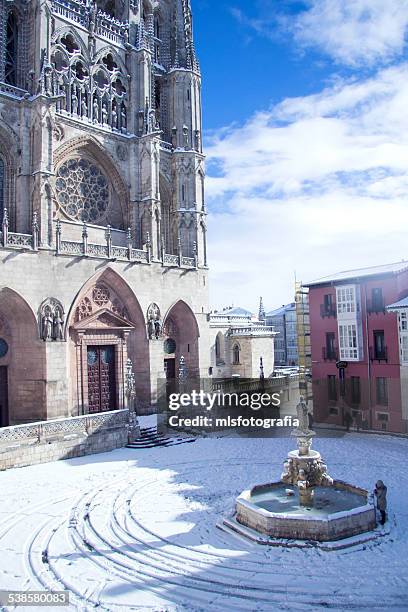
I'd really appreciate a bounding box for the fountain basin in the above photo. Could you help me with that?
[236,481,376,541]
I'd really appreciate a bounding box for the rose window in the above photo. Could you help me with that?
[55,158,109,224]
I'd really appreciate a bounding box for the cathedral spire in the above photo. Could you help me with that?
[178,0,200,73]
[259,297,266,323]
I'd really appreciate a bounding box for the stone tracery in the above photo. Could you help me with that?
[75,283,129,322]
[55,157,110,224]
[51,33,128,132]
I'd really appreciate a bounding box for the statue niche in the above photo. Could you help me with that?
[39,298,65,341]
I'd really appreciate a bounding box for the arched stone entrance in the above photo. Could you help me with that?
[0,288,46,426]
[67,268,149,415]
[163,300,200,379]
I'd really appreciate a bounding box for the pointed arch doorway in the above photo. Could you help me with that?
[71,309,135,414]
[67,269,150,415]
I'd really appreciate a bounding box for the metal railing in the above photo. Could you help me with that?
[320,304,337,318]
[322,347,339,361]
[369,346,388,362]
[367,299,386,315]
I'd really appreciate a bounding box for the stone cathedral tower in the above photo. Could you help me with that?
[0,0,210,427]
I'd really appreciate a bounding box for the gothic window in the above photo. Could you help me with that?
[103,54,117,72]
[55,158,110,224]
[161,201,172,253]
[60,34,79,55]
[5,12,18,86]
[233,344,240,365]
[154,79,161,125]
[0,158,4,225]
[154,16,160,39]
[97,0,117,17]
[215,335,220,360]
[51,37,128,130]
[140,211,149,248]
[179,219,194,257]
[215,333,224,366]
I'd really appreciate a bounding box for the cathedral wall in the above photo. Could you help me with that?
[0,249,210,418]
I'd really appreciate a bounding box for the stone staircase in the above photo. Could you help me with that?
[126,426,196,449]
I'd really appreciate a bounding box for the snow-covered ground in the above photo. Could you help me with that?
[0,429,408,611]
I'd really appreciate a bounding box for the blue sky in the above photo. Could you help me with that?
[191,1,408,312]
[194,0,343,129]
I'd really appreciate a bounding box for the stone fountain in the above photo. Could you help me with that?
[223,398,377,544]
[280,397,333,507]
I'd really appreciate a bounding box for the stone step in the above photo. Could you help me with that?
[126,427,196,449]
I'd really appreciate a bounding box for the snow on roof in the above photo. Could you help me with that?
[305,261,408,287]
[218,307,253,317]
[387,296,408,311]
[266,303,296,317]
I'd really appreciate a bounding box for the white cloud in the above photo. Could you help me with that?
[231,0,408,67]
[206,65,408,311]
[293,0,408,66]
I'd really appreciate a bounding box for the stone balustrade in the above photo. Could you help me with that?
[0,213,197,270]
[0,409,129,470]
[51,0,128,47]
[0,82,28,99]
[54,220,197,268]
[228,326,276,336]
[1,209,39,251]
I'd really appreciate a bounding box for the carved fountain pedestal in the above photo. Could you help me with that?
[281,426,333,507]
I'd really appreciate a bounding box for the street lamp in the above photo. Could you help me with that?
[178,355,188,391]
[125,358,140,442]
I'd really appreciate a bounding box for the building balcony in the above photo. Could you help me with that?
[367,299,386,315]
[320,304,337,318]
[322,347,339,361]
[369,346,388,362]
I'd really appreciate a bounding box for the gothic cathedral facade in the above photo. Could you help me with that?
[0,0,210,425]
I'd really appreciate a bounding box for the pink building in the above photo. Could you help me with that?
[305,262,408,434]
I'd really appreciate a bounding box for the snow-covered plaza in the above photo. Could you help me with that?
[1,428,408,611]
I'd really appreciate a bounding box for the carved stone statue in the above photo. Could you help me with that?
[89,0,98,36]
[71,89,78,115]
[39,298,65,342]
[147,303,162,340]
[121,106,127,132]
[147,317,155,340]
[154,316,162,339]
[53,308,64,341]
[81,95,88,118]
[93,97,99,123]
[42,307,53,341]
[111,106,118,129]
[295,396,312,435]
[102,101,108,125]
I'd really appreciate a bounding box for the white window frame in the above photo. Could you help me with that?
[339,323,359,360]
[398,312,408,363]
[336,286,356,315]
[401,334,408,363]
